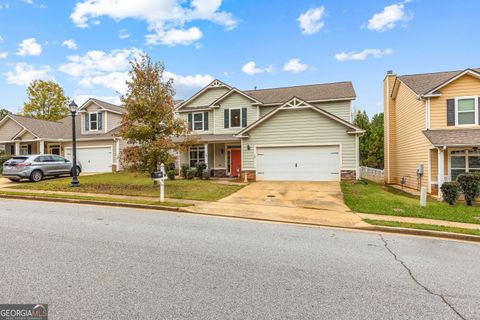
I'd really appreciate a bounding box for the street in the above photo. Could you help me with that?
[0,199,479,319]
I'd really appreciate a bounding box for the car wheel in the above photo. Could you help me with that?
[8,178,20,182]
[29,170,43,182]
[70,166,81,177]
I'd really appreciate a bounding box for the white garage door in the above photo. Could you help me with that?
[65,147,113,173]
[256,145,340,181]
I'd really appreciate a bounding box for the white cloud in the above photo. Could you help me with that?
[164,71,214,98]
[241,61,274,75]
[79,71,129,93]
[335,48,393,61]
[118,28,131,40]
[367,3,411,32]
[70,0,238,46]
[145,27,202,46]
[17,38,42,56]
[62,39,78,50]
[4,63,52,86]
[0,2,9,9]
[283,58,309,73]
[20,0,47,8]
[297,7,325,35]
[0,35,3,43]
[0,52,8,59]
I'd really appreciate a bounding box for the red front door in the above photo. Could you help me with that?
[230,150,241,177]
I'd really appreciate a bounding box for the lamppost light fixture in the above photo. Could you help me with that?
[69,100,78,114]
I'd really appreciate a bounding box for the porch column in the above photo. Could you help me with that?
[14,142,20,155]
[204,143,209,169]
[39,140,45,154]
[437,147,445,198]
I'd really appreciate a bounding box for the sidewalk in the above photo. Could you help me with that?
[357,213,480,230]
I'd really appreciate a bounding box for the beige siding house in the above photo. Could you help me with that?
[0,98,126,173]
[175,79,363,181]
[384,68,480,197]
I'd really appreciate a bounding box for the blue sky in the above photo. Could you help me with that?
[0,0,478,116]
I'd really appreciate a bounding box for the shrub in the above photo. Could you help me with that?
[165,163,176,172]
[196,162,207,178]
[0,154,10,174]
[202,170,210,180]
[457,173,480,206]
[440,181,460,205]
[181,164,190,178]
[186,168,197,180]
[167,170,176,180]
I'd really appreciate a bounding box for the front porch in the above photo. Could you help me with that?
[2,140,64,156]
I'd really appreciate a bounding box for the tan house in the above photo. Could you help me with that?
[0,98,126,172]
[384,68,480,196]
[175,79,364,181]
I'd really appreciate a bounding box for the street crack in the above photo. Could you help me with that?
[380,234,467,320]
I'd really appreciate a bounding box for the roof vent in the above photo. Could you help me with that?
[387,70,394,75]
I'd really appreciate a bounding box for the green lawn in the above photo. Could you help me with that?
[341,180,480,225]
[10,172,244,201]
[365,219,480,237]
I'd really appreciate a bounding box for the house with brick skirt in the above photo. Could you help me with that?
[384,68,480,196]
[174,79,363,181]
[0,98,126,173]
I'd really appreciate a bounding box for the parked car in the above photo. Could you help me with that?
[2,154,82,182]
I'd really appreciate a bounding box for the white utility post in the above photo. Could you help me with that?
[437,147,445,199]
[159,163,165,203]
[420,187,427,208]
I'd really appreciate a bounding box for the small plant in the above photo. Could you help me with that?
[457,173,480,206]
[165,163,176,172]
[440,181,460,205]
[202,170,210,180]
[181,164,190,178]
[196,162,207,178]
[186,168,197,180]
[167,170,176,180]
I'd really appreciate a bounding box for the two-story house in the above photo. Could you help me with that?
[0,98,126,173]
[384,68,480,196]
[175,79,363,181]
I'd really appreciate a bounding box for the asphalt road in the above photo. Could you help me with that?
[0,199,479,320]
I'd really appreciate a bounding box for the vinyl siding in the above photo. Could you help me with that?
[178,111,214,134]
[19,131,37,140]
[81,102,109,135]
[430,74,480,129]
[259,106,278,117]
[182,87,230,109]
[214,93,257,134]
[106,111,122,132]
[384,75,397,184]
[311,100,352,122]
[241,108,357,170]
[0,118,23,141]
[389,81,430,190]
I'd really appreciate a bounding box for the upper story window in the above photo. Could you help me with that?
[85,112,103,132]
[193,112,204,131]
[456,97,478,126]
[224,107,247,129]
[230,109,241,128]
[187,112,209,132]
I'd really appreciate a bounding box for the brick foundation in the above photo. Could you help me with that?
[341,170,357,181]
[211,169,227,177]
[241,170,256,182]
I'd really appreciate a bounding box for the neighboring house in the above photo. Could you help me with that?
[0,98,126,173]
[174,79,363,181]
[384,68,480,196]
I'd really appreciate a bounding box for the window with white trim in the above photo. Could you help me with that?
[193,113,204,131]
[89,112,98,131]
[230,109,241,128]
[450,149,480,181]
[189,146,205,167]
[456,97,478,126]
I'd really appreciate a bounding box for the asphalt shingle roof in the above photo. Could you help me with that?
[423,129,480,146]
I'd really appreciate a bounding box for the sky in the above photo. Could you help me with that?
[0,0,479,116]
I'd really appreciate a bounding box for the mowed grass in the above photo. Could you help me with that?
[341,180,480,225]
[365,219,480,237]
[11,172,244,201]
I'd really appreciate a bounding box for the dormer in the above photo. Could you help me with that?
[77,98,125,135]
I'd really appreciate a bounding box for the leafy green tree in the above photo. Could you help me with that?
[23,80,70,121]
[354,110,384,169]
[119,53,194,172]
[0,108,12,121]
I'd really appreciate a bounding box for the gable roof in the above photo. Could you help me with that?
[175,79,232,111]
[8,115,66,139]
[78,98,125,114]
[396,68,480,97]
[244,81,356,105]
[236,97,363,137]
[209,87,262,107]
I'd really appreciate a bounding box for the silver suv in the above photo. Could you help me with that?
[2,154,82,182]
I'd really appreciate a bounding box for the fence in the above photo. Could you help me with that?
[359,166,384,183]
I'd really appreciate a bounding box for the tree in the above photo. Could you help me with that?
[118,53,194,172]
[353,110,384,169]
[0,108,11,121]
[23,80,70,121]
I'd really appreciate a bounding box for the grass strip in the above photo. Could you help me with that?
[365,219,480,237]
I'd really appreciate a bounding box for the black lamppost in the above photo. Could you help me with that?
[69,100,80,187]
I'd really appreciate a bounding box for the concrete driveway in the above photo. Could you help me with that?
[0,177,20,188]
[185,181,367,228]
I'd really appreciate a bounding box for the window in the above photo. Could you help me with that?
[450,149,480,180]
[52,155,66,163]
[19,144,32,155]
[89,113,98,131]
[189,146,205,167]
[193,113,203,131]
[456,97,477,125]
[230,109,241,128]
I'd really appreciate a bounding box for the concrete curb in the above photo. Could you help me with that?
[1,194,479,243]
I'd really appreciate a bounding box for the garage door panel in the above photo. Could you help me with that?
[256,146,339,181]
[65,147,112,173]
